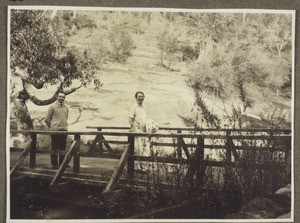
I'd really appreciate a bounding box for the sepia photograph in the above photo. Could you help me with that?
[7,6,295,221]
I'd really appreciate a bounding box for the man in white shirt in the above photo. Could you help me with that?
[129,91,147,133]
[128,91,149,160]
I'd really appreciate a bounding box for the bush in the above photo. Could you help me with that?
[74,15,97,30]
[179,43,199,62]
[109,25,135,63]
[157,30,181,70]
[237,153,290,201]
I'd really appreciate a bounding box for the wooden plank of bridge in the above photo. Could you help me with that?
[103,145,130,193]
[50,140,78,192]
[10,139,33,176]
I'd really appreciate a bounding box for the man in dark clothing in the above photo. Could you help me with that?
[45,92,68,169]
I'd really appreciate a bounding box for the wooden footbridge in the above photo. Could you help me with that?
[10,127,291,194]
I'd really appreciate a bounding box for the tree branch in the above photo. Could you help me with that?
[25,82,63,106]
[29,94,58,106]
[63,84,82,95]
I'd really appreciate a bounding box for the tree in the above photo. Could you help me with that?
[183,13,292,128]
[108,25,135,63]
[10,10,102,130]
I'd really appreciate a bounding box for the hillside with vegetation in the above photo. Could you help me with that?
[10,10,293,131]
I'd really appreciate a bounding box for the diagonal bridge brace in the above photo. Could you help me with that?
[177,136,192,160]
[10,139,33,177]
[103,145,130,193]
[89,133,114,153]
[183,137,206,188]
[49,140,79,192]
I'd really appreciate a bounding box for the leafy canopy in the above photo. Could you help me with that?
[10,10,101,92]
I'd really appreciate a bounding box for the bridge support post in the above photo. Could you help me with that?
[226,130,232,163]
[127,135,135,184]
[73,134,80,174]
[177,130,182,158]
[29,133,37,168]
[284,134,291,163]
[97,128,103,152]
[196,136,205,188]
[284,135,291,180]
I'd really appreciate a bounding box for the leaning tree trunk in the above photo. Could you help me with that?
[11,96,34,131]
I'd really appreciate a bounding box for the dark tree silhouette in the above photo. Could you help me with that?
[10,10,102,130]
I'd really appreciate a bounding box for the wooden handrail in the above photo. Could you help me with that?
[10,142,290,158]
[10,130,291,138]
[86,126,291,133]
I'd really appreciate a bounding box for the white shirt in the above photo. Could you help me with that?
[129,103,147,132]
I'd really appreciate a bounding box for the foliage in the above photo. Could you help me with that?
[179,89,221,129]
[108,25,135,63]
[11,10,65,89]
[193,91,221,128]
[184,13,292,102]
[11,10,101,92]
[10,10,102,130]
[57,11,97,36]
[157,30,181,70]
[178,115,200,129]
[259,109,291,129]
[234,136,290,201]
[179,43,199,62]
[74,14,97,30]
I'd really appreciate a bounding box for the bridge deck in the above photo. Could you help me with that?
[15,167,114,187]
[13,166,166,191]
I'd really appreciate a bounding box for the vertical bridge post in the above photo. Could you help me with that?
[97,128,103,152]
[196,136,205,187]
[30,133,37,168]
[73,133,80,174]
[127,134,135,184]
[226,130,232,163]
[177,130,182,158]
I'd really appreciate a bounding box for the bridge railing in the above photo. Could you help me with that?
[10,128,291,188]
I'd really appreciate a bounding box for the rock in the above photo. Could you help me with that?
[37,135,51,149]
[240,197,285,218]
[226,211,273,219]
[265,194,291,212]
[277,212,291,219]
[225,184,292,219]
[275,184,291,198]
[10,135,27,148]
[12,139,22,148]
